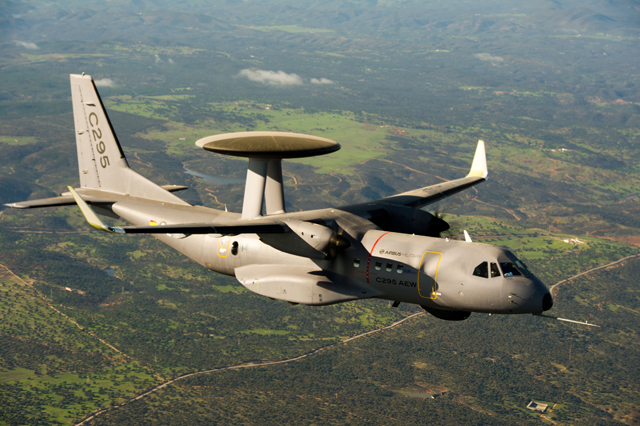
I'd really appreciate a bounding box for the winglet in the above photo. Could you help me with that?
[464,230,473,242]
[67,186,123,233]
[466,140,488,179]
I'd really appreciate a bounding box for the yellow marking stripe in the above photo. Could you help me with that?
[217,238,230,258]
[417,251,442,300]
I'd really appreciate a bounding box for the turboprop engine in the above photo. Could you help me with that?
[366,205,450,237]
[259,219,350,259]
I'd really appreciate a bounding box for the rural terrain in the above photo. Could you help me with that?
[1,0,639,424]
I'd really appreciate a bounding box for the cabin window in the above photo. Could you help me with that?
[374,261,382,271]
[231,241,239,256]
[386,263,393,272]
[490,263,501,278]
[473,262,489,278]
[500,262,522,277]
[396,264,404,274]
[354,258,360,268]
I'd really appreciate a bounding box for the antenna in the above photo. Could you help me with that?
[195,132,339,219]
[533,313,599,327]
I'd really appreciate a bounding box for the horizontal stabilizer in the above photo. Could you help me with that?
[160,185,189,193]
[5,195,77,209]
[4,188,126,209]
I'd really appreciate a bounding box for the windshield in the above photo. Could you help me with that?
[499,251,533,277]
[514,259,531,275]
[500,259,532,277]
[499,262,522,277]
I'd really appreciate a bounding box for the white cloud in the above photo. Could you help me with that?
[154,54,162,63]
[310,77,334,85]
[238,69,304,87]
[474,53,504,62]
[94,78,116,88]
[14,40,38,50]
[168,58,174,64]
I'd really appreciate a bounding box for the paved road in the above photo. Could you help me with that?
[76,312,425,425]
[549,253,640,296]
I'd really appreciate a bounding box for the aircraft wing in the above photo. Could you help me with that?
[115,223,288,235]
[66,186,289,235]
[356,140,487,210]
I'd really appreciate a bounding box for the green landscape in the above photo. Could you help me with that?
[1,0,639,424]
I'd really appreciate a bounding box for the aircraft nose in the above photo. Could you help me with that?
[542,292,553,311]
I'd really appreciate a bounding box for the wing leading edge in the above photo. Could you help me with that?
[371,140,487,210]
[67,186,288,235]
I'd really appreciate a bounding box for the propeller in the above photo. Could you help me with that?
[326,229,351,260]
[425,206,451,238]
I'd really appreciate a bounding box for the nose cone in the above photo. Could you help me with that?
[542,292,553,311]
[528,276,553,314]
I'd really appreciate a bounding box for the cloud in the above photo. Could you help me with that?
[238,69,304,87]
[14,40,38,49]
[94,78,116,88]
[310,77,334,85]
[154,54,162,63]
[474,53,504,62]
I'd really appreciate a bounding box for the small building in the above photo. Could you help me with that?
[563,238,583,245]
[527,400,548,413]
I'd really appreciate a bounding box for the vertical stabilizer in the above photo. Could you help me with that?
[70,74,188,205]
[71,74,127,192]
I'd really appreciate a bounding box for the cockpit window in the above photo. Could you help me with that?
[490,263,501,278]
[473,262,489,278]
[500,262,522,277]
[515,260,531,276]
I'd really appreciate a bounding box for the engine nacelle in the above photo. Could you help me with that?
[259,220,349,259]
[367,206,449,237]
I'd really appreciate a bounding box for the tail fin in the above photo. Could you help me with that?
[71,73,127,190]
[70,74,188,205]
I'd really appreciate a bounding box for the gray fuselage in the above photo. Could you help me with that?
[110,197,551,315]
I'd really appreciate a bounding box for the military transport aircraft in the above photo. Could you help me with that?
[6,73,560,322]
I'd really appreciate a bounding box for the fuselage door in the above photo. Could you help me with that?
[418,251,442,299]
